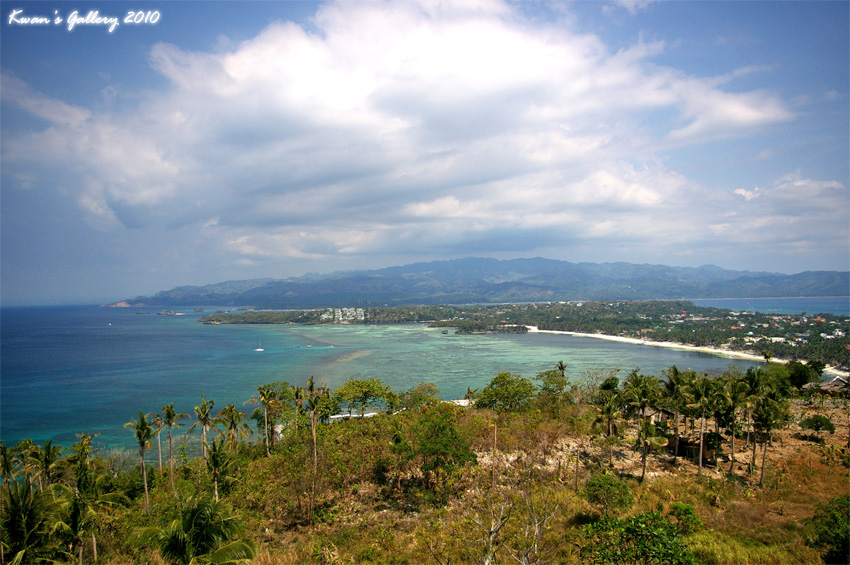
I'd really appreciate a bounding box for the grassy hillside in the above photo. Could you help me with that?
[3,362,848,564]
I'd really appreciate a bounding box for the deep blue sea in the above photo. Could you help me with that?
[2,301,820,453]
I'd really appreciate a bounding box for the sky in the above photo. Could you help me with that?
[1,0,848,305]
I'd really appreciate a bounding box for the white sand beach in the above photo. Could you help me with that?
[524,326,850,378]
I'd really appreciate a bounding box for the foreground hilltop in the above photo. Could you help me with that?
[110,257,849,308]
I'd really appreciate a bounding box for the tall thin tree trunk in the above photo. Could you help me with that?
[750,434,758,473]
[141,449,150,511]
[201,426,207,458]
[264,406,270,456]
[157,431,163,473]
[168,429,174,489]
[759,438,769,487]
[846,399,850,449]
[574,449,580,492]
[492,423,497,489]
[674,410,680,457]
[698,412,705,476]
[92,531,97,563]
[78,544,83,565]
[728,414,737,474]
[213,474,219,502]
[309,410,317,524]
[311,412,318,477]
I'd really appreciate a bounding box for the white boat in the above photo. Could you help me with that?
[254,340,264,352]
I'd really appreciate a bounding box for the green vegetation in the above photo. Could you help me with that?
[1,362,848,564]
[804,494,850,565]
[475,372,536,412]
[800,415,837,442]
[582,473,634,517]
[579,506,698,564]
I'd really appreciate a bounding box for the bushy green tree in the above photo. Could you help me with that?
[399,382,442,413]
[335,378,392,417]
[800,415,836,442]
[787,360,819,390]
[581,473,634,517]
[535,361,573,415]
[476,372,536,412]
[805,494,850,565]
[415,405,476,485]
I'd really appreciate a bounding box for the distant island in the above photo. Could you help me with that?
[107,257,850,309]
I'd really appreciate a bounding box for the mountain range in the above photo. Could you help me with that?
[111,258,850,309]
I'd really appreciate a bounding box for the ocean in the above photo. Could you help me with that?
[690,296,849,317]
[1,300,824,452]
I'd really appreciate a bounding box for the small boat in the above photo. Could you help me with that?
[254,340,264,352]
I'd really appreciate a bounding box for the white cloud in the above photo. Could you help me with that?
[1,73,92,127]
[2,0,843,286]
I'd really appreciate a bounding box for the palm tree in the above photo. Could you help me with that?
[37,441,62,494]
[636,420,668,482]
[685,374,713,476]
[743,367,769,468]
[204,437,234,503]
[752,388,790,487]
[717,373,749,474]
[0,441,13,487]
[1,478,57,564]
[297,376,333,524]
[10,438,37,486]
[150,413,164,475]
[137,497,257,564]
[215,403,251,450]
[662,366,690,457]
[162,403,187,489]
[555,360,567,377]
[53,473,128,565]
[246,385,276,456]
[189,394,218,458]
[594,388,623,439]
[124,411,154,510]
[622,370,661,422]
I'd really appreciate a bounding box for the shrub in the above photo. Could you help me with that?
[581,473,634,517]
[800,415,836,441]
[805,493,850,565]
[580,507,697,564]
[416,405,476,477]
[667,502,703,535]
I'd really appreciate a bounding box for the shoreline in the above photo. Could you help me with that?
[524,326,850,379]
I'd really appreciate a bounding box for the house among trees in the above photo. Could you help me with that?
[802,375,848,397]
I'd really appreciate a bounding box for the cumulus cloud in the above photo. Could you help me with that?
[1,0,843,284]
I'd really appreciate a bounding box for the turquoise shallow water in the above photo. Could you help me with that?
[2,305,767,451]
